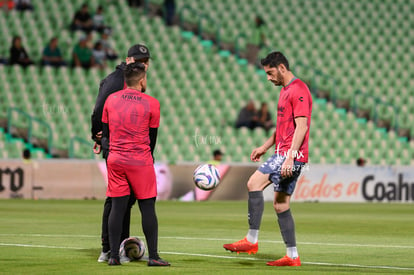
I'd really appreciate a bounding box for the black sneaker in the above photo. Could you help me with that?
[108,257,121,266]
[148,258,170,266]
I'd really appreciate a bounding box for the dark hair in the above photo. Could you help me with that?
[256,16,265,27]
[213,149,223,157]
[260,51,290,71]
[124,62,146,87]
[356,157,366,166]
[23,148,31,159]
[12,35,21,46]
[94,41,102,50]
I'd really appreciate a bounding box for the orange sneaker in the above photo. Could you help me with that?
[266,255,301,266]
[223,238,258,255]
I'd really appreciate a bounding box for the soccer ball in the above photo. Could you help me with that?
[193,164,220,190]
[119,237,146,261]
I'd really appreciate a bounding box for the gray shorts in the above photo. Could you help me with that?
[258,154,305,195]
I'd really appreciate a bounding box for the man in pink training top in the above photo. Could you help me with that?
[102,62,169,267]
[223,51,312,267]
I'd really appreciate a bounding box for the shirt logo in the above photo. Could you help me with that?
[299,96,304,102]
[122,94,142,101]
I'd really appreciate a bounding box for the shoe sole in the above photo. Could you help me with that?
[266,260,301,266]
[148,260,170,266]
[223,248,258,255]
[266,263,301,266]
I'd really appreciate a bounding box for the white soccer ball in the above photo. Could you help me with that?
[119,237,146,261]
[193,164,221,190]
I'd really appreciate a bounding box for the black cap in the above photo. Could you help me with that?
[127,44,150,60]
[213,149,224,157]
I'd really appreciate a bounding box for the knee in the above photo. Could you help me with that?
[247,172,270,191]
[273,201,289,214]
[247,176,261,191]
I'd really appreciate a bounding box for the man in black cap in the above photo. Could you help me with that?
[91,43,151,263]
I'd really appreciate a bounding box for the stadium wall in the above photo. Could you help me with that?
[0,160,413,203]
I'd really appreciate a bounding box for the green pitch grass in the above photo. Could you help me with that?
[0,200,413,274]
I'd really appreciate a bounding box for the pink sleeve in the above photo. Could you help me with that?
[149,98,160,128]
[291,84,311,118]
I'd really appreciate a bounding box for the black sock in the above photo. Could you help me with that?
[101,197,112,252]
[277,209,296,247]
[138,197,158,259]
[248,191,264,230]
[108,195,130,258]
[121,194,137,241]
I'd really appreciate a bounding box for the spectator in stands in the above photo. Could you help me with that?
[164,0,175,26]
[356,157,366,167]
[92,5,107,34]
[22,148,31,163]
[70,3,93,34]
[235,100,258,130]
[257,102,275,132]
[127,0,142,8]
[0,0,15,12]
[72,36,95,69]
[85,32,94,49]
[246,16,267,65]
[14,0,33,12]
[9,35,34,68]
[92,41,106,70]
[41,37,66,67]
[99,29,118,60]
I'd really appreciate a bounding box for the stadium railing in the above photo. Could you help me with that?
[7,107,52,156]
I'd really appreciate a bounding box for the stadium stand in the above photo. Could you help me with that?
[0,0,412,165]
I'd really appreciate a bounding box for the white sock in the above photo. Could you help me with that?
[287,247,298,259]
[246,229,259,244]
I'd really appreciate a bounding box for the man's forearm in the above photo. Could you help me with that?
[262,132,275,151]
[287,118,308,159]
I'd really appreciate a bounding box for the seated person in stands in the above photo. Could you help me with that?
[72,36,95,69]
[41,37,66,67]
[14,0,33,11]
[256,102,275,132]
[70,3,93,33]
[92,5,107,33]
[235,100,258,130]
[98,29,118,60]
[9,35,34,68]
[92,41,106,70]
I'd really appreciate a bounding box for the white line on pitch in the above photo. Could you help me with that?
[159,251,414,271]
[1,242,413,271]
[1,234,413,249]
[161,236,414,249]
[0,243,82,249]
[300,261,414,271]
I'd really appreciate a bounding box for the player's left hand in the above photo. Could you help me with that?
[281,157,294,178]
[93,142,101,154]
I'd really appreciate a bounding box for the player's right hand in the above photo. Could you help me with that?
[95,131,102,142]
[93,142,101,154]
[250,146,267,162]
